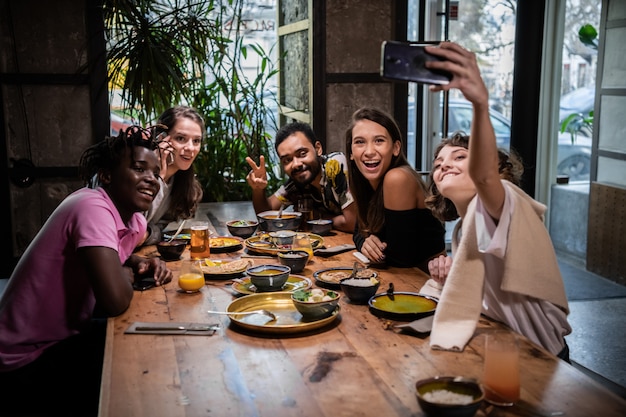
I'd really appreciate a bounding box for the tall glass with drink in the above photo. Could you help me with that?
[190,221,210,260]
[483,331,520,406]
[296,198,314,231]
[291,233,314,262]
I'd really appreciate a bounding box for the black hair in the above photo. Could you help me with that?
[79,125,159,185]
[274,122,318,151]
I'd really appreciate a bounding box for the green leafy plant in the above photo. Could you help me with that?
[105,0,282,201]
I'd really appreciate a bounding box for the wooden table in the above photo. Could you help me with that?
[99,202,626,417]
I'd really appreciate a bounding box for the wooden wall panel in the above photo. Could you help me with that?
[586,182,626,285]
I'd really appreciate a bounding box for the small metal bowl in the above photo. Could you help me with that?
[415,376,484,417]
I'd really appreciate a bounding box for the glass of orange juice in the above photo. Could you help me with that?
[483,331,520,406]
[178,260,205,293]
[291,233,313,262]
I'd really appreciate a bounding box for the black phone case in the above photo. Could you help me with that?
[380,41,452,85]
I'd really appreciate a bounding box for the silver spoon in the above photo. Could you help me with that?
[167,220,186,242]
[207,309,277,320]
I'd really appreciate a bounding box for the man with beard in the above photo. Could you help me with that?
[246,122,356,232]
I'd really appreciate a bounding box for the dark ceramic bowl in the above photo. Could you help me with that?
[291,288,340,320]
[246,264,291,292]
[156,239,187,261]
[339,276,380,304]
[277,250,309,273]
[307,219,333,235]
[257,210,302,232]
[415,376,484,417]
[226,219,259,239]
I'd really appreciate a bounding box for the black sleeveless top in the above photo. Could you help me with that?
[353,207,445,269]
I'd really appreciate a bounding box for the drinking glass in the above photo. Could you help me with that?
[296,198,314,231]
[483,331,520,406]
[189,221,210,259]
[291,233,313,261]
[178,260,205,293]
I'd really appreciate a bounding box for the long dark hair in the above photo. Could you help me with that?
[156,106,205,221]
[425,132,524,221]
[345,107,425,235]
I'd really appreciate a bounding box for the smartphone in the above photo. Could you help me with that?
[133,276,156,291]
[380,41,452,85]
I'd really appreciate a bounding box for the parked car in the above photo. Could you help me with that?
[446,99,592,181]
[559,86,595,124]
[408,98,592,181]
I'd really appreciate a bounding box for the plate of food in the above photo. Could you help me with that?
[225,292,340,335]
[201,258,253,278]
[244,233,324,256]
[368,292,438,321]
[231,274,312,296]
[313,266,378,289]
[210,236,244,253]
[162,232,191,243]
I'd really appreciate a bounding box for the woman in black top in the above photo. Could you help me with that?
[345,107,445,272]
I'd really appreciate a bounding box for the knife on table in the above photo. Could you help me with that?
[135,325,220,331]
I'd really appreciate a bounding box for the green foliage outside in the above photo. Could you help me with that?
[104,0,282,201]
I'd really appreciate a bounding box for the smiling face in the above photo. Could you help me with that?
[276,131,322,186]
[349,119,401,189]
[104,146,161,221]
[161,117,203,178]
[432,144,476,205]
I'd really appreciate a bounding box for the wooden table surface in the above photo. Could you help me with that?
[98,202,626,417]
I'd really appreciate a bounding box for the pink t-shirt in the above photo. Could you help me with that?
[0,187,146,371]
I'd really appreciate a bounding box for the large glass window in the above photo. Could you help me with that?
[406,0,516,171]
[557,1,601,182]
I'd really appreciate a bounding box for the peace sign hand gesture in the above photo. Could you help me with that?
[245,155,269,190]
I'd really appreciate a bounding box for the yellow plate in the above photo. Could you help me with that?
[231,274,312,296]
[226,292,340,334]
[210,236,243,253]
[201,259,253,279]
[244,233,324,256]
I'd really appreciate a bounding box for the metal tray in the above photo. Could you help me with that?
[226,292,340,334]
[244,232,324,256]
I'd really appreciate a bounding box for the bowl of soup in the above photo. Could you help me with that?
[246,264,291,291]
[257,210,302,232]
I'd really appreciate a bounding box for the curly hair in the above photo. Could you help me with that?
[425,131,524,222]
[79,125,159,186]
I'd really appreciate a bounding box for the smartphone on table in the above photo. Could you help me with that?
[380,40,452,85]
